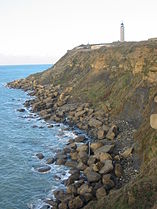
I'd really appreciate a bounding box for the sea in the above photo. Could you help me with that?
[0,65,77,209]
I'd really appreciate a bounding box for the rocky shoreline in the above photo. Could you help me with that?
[8,79,140,209]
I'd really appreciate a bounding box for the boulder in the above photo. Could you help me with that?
[115,163,123,177]
[82,193,93,203]
[86,171,101,183]
[45,200,58,208]
[70,152,78,161]
[74,135,86,142]
[83,167,93,175]
[106,125,118,140]
[65,173,80,186]
[17,108,25,112]
[37,165,51,173]
[121,147,133,158]
[99,160,113,174]
[96,187,106,199]
[67,184,77,195]
[89,118,102,128]
[94,145,114,155]
[99,153,112,163]
[56,158,66,165]
[75,110,87,118]
[150,114,157,129]
[92,162,104,172]
[69,142,77,150]
[154,96,157,103]
[68,196,84,209]
[77,162,87,171]
[53,189,72,202]
[77,183,93,195]
[90,142,103,153]
[65,161,78,168]
[46,158,55,164]
[102,174,115,190]
[77,144,88,153]
[36,153,44,160]
[78,151,88,163]
[55,153,67,159]
[87,156,96,166]
[97,129,105,139]
[58,202,68,209]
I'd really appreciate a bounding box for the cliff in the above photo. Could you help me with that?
[9,40,157,209]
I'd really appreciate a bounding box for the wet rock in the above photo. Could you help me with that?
[65,160,78,168]
[63,147,71,154]
[99,160,113,174]
[36,153,44,160]
[32,125,38,128]
[69,142,77,150]
[56,158,66,165]
[68,196,84,209]
[115,163,123,177]
[17,108,25,112]
[86,171,101,183]
[47,124,54,128]
[65,172,80,186]
[74,135,86,142]
[54,189,72,203]
[40,205,51,209]
[46,158,55,164]
[96,186,106,199]
[55,153,67,160]
[37,165,51,173]
[44,200,58,208]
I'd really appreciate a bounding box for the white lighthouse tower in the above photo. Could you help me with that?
[120,22,125,42]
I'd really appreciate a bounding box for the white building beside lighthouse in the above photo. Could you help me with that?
[120,22,125,42]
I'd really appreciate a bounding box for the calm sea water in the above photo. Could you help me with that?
[0,65,76,209]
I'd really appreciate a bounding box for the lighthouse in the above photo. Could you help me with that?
[120,22,125,42]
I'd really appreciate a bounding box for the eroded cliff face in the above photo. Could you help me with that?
[9,40,157,209]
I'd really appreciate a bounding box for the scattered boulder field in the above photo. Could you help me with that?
[7,40,157,209]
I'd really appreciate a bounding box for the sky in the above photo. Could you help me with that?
[0,0,157,65]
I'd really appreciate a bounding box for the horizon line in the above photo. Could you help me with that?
[0,63,53,66]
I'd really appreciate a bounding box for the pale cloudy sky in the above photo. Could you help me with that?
[0,0,156,65]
